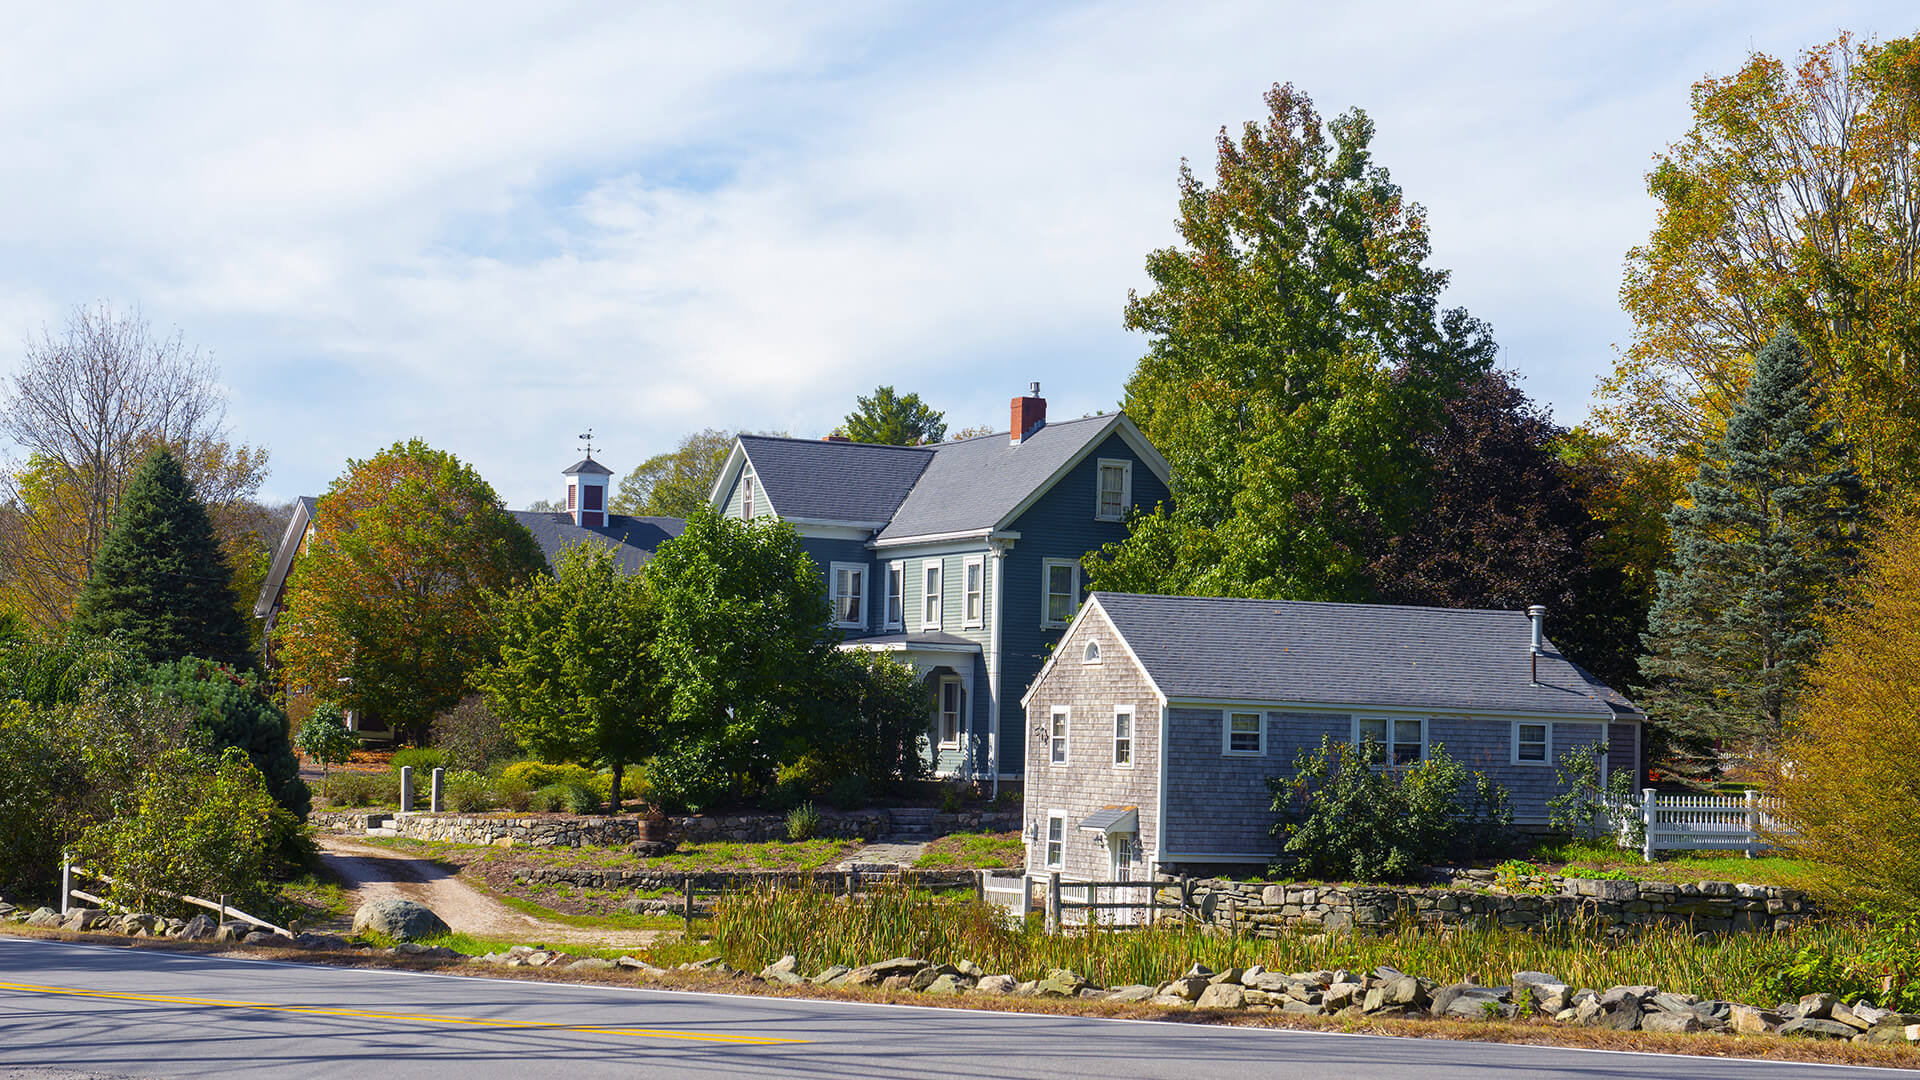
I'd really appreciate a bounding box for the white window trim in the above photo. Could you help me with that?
[1352,715,1428,768]
[1040,557,1080,629]
[938,676,963,748]
[1095,458,1133,522]
[921,560,943,631]
[1082,640,1102,664]
[741,472,755,521]
[1512,720,1553,766]
[962,553,985,629]
[1044,811,1066,870]
[1113,705,1134,769]
[1049,705,1070,767]
[884,560,904,630]
[829,562,866,630]
[1222,710,1265,756]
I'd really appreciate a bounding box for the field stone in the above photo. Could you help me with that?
[1167,976,1211,1001]
[1036,969,1089,997]
[1106,985,1155,1003]
[1599,985,1656,1008]
[1195,983,1246,1010]
[1207,967,1245,985]
[923,974,973,996]
[1642,1012,1702,1034]
[1796,992,1838,1020]
[762,955,799,977]
[810,965,850,986]
[1779,1017,1859,1040]
[617,956,668,975]
[867,957,928,978]
[568,958,616,972]
[1829,1003,1872,1031]
[1595,1001,1642,1031]
[975,974,1017,995]
[351,898,449,942]
[879,975,913,992]
[24,908,61,928]
[1281,1000,1325,1016]
[1729,1005,1782,1035]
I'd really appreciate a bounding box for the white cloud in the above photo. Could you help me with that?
[0,1,1913,506]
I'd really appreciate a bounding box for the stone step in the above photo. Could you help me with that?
[365,827,398,837]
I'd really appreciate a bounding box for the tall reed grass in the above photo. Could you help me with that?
[705,884,1898,1006]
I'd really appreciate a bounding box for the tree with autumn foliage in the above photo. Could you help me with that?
[1601,31,1920,488]
[1091,83,1496,602]
[274,440,545,741]
[1774,501,1920,915]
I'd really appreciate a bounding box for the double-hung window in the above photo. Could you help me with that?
[921,561,943,629]
[963,555,984,628]
[884,561,904,629]
[1354,717,1426,768]
[1113,706,1133,767]
[1096,459,1132,521]
[1041,558,1079,628]
[1045,813,1065,869]
[1513,721,1550,765]
[830,563,865,629]
[1049,706,1069,765]
[939,678,963,747]
[1224,711,1264,755]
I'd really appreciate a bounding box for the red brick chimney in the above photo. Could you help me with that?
[1011,382,1046,445]
[823,433,851,442]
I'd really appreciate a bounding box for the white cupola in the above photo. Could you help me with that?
[563,443,613,527]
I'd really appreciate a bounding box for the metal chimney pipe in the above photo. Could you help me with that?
[1527,604,1546,686]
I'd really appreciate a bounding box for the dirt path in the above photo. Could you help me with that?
[316,835,668,949]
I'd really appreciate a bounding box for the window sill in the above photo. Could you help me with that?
[1222,749,1265,757]
[1094,514,1125,523]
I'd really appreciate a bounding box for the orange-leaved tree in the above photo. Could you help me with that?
[1773,501,1920,915]
[1601,31,1920,487]
[275,440,545,742]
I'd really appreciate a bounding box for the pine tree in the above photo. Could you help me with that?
[72,447,253,670]
[1638,331,1868,784]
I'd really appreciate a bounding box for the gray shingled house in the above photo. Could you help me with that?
[1018,592,1643,882]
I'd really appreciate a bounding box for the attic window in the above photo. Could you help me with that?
[1083,641,1101,664]
[742,474,755,521]
[1096,459,1132,521]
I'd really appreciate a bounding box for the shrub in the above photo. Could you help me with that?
[938,782,967,814]
[776,752,835,796]
[1545,742,1639,844]
[1270,735,1512,882]
[826,774,868,811]
[527,782,600,814]
[444,769,496,812]
[498,760,599,791]
[323,772,394,809]
[389,747,444,774]
[430,694,517,772]
[144,658,310,818]
[77,746,306,917]
[787,801,822,841]
[295,702,358,786]
[0,702,85,896]
[647,743,729,813]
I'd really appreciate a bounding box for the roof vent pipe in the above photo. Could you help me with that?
[1527,604,1547,686]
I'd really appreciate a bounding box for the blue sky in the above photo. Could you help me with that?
[2,3,1913,508]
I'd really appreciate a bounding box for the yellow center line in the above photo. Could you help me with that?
[0,980,807,1045]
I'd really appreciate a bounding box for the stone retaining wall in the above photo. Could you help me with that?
[1169,872,1815,936]
[309,807,1021,847]
[515,866,977,893]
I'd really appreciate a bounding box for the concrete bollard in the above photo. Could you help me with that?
[430,767,445,813]
[399,766,414,815]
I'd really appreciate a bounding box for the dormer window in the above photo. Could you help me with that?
[1096,459,1132,521]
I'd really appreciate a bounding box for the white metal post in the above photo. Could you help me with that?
[1641,788,1657,863]
[59,856,72,916]
[1745,789,1759,859]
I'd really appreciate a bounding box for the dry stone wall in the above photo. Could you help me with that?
[310,808,1019,847]
[1171,872,1815,936]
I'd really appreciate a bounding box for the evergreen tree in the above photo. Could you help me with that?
[72,447,252,670]
[843,386,946,446]
[1638,331,1868,784]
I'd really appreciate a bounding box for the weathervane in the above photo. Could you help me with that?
[577,428,598,459]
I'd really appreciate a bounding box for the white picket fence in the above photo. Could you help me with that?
[1621,788,1788,861]
[979,871,1032,917]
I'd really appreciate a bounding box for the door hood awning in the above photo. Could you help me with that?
[1078,805,1138,834]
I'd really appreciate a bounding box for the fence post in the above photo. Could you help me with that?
[430,768,445,813]
[399,766,414,816]
[59,856,72,917]
[682,875,694,933]
[1745,789,1759,859]
[1047,871,1061,934]
[1020,874,1032,918]
[1229,898,1238,939]
[1148,875,1159,927]
[1641,788,1657,863]
[974,869,985,906]
[217,894,227,933]
[845,870,856,898]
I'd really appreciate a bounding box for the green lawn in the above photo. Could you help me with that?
[914,831,1024,870]
[1521,838,1825,892]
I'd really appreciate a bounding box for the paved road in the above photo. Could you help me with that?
[0,937,1908,1079]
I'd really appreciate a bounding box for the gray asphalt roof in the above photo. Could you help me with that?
[1093,592,1639,720]
[563,457,614,476]
[841,630,983,651]
[510,511,685,574]
[737,436,933,523]
[876,414,1116,540]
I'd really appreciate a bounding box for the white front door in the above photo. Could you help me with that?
[1108,833,1137,926]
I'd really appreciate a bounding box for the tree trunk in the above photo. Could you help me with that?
[609,760,624,815]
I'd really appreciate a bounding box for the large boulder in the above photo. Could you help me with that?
[352,898,450,941]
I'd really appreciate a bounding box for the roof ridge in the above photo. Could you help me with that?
[738,433,937,453]
[1094,591,1531,617]
[931,412,1116,446]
